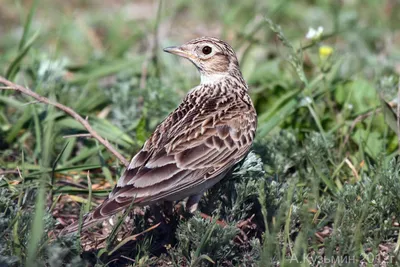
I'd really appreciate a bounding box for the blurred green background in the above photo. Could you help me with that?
[1,0,400,266]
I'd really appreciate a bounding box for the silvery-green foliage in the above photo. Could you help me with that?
[173,214,240,266]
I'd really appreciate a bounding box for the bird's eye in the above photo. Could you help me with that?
[202,46,212,55]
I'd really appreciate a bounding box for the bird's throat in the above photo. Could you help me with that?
[200,73,228,85]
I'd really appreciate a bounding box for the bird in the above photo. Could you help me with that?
[60,36,257,235]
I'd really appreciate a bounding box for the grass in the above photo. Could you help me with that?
[1,0,400,266]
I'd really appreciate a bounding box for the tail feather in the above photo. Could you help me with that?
[59,212,102,236]
[59,196,136,236]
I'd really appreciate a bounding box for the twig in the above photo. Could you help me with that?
[63,133,92,139]
[0,169,19,175]
[120,255,136,263]
[57,180,88,189]
[0,76,129,166]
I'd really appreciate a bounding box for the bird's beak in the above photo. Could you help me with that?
[163,46,193,59]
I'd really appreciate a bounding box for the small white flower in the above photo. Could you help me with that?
[37,57,68,79]
[300,96,313,106]
[305,26,324,40]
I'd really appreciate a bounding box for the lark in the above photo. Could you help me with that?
[61,37,257,234]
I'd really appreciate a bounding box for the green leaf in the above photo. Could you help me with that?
[352,129,383,158]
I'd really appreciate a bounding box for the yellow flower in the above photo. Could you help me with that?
[319,45,333,60]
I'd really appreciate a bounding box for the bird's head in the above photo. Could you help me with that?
[163,37,241,84]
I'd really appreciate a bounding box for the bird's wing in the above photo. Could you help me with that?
[91,94,256,219]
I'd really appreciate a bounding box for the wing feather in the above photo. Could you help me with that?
[71,92,256,229]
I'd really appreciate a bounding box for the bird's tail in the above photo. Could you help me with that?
[58,212,103,236]
[58,195,135,236]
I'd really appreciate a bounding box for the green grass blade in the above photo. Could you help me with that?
[108,223,160,256]
[193,217,217,260]
[97,141,115,187]
[0,95,26,109]
[60,138,77,164]
[66,58,143,85]
[25,181,46,266]
[31,106,42,158]
[5,30,40,80]
[18,0,39,51]
[6,106,32,143]
[106,198,137,251]
[62,147,104,166]
[257,97,299,136]
[257,88,301,123]
[84,171,92,213]
[50,142,69,199]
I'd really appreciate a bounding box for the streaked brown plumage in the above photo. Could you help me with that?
[61,36,257,234]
